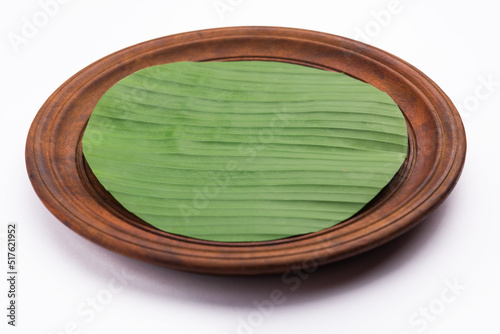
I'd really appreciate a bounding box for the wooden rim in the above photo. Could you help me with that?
[25,26,466,275]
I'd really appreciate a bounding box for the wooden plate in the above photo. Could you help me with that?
[25,27,466,275]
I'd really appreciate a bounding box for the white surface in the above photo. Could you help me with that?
[1,0,499,333]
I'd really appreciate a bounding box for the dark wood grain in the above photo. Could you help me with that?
[25,26,466,275]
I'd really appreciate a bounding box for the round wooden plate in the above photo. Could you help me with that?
[26,27,466,275]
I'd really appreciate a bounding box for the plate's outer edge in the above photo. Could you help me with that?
[25,26,466,275]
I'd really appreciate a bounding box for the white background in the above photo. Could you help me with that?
[1,0,499,333]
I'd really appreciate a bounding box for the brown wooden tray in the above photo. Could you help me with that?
[25,26,466,275]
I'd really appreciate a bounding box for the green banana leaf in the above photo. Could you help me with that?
[82,61,408,242]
